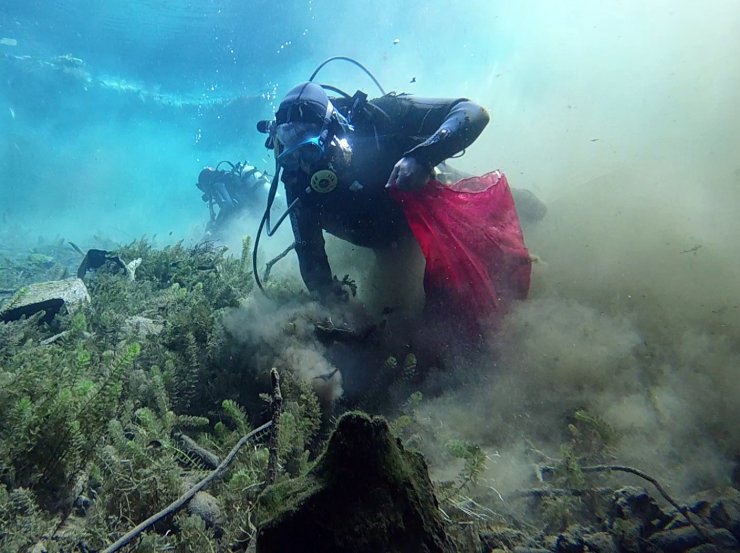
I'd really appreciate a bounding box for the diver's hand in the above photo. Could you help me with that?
[314,275,357,305]
[385,156,431,191]
[314,277,350,305]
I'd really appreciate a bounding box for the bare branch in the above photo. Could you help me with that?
[266,368,283,486]
[102,421,272,553]
[262,243,295,282]
[538,463,711,543]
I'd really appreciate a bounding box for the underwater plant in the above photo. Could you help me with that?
[0,237,333,550]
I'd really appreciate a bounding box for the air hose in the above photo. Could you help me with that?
[251,166,300,295]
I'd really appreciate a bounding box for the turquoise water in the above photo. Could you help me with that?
[1,1,739,496]
[1,0,514,243]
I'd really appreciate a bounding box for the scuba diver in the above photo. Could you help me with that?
[196,161,271,236]
[255,58,534,327]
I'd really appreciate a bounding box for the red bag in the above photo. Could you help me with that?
[390,170,531,323]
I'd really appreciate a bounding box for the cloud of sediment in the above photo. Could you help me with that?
[391,0,740,497]
[221,295,346,405]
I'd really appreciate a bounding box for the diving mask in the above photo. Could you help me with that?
[276,122,326,171]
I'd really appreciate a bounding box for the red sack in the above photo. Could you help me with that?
[390,170,531,323]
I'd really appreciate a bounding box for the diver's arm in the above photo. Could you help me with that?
[284,177,333,293]
[290,208,333,293]
[404,99,490,167]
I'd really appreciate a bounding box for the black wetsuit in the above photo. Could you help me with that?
[281,93,490,293]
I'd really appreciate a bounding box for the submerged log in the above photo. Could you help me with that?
[255,411,457,553]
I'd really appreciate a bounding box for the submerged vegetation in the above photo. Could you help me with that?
[0,237,305,551]
[0,237,737,552]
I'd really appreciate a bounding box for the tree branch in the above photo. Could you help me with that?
[539,463,711,543]
[266,368,282,486]
[102,421,272,553]
[262,243,295,282]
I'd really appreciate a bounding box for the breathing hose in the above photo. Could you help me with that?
[252,166,301,295]
[308,56,386,95]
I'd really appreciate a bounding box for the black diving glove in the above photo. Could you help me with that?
[385,156,432,191]
[314,275,357,304]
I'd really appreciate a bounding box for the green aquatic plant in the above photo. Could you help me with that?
[221,398,251,436]
[0,236,259,547]
[529,409,621,533]
[0,236,363,550]
[95,394,277,552]
[438,439,487,501]
[96,416,183,526]
[114,237,253,307]
[0,484,56,553]
[0,329,140,511]
[83,235,257,416]
[555,442,587,490]
[87,368,216,548]
[389,390,423,442]
[173,512,218,553]
[277,403,320,477]
[570,408,618,460]
[0,311,47,364]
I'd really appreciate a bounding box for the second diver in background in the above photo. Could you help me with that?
[196,161,271,238]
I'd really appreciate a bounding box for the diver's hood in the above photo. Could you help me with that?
[275,82,332,126]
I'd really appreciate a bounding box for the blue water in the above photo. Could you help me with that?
[1,0,514,244]
[1,0,508,92]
